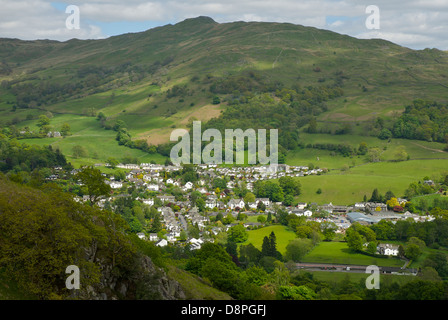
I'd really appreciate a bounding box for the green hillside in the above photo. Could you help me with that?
[2,16,448,135]
[1,16,448,202]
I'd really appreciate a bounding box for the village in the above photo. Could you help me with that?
[57,162,436,256]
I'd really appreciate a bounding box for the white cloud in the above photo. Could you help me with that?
[0,0,105,40]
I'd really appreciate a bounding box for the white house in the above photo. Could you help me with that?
[205,199,217,209]
[155,239,168,247]
[142,198,154,206]
[296,203,307,210]
[149,233,158,242]
[108,181,123,189]
[248,202,258,209]
[354,202,366,209]
[189,238,204,250]
[377,244,399,256]
[47,131,61,138]
[183,181,193,191]
[165,233,176,243]
[256,198,271,207]
[157,195,175,203]
[226,181,235,189]
[147,183,159,191]
[197,187,208,194]
[136,232,146,240]
[292,209,313,217]
[228,199,245,210]
[302,210,313,217]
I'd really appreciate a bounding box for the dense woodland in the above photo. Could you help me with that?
[391,99,448,143]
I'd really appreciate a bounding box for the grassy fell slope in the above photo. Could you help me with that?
[1,17,448,166]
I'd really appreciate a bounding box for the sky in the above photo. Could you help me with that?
[0,0,447,50]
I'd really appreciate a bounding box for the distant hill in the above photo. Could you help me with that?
[1,16,448,164]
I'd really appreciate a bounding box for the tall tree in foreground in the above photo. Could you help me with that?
[261,231,282,260]
[75,166,111,206]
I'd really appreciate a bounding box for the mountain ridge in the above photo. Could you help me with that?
[1,16,448,164]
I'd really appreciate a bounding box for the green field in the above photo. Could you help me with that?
[240,225,297,254]
[294,158,448,205]
[301,241,404,267]
[287,133,448,170]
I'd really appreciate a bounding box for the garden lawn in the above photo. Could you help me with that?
[301,241,404,267]
[240,225,297,255]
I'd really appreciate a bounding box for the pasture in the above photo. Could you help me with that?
[240,225,297,255]
[301,241,404,267]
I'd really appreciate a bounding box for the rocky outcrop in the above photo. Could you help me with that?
[73,252,186,300]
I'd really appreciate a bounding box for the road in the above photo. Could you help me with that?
[294,263,417,275]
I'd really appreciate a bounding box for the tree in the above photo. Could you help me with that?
[423,252,448,278]
[358,142,368,155]
[405,243,422,260]
[72,145,88,159]
[60,122,71,136]
[179,230,188,241]
[37,115,50,128]
[366,241,378,255]
[255,180,284,202]
[307,117,318,133]
[227,224,248,243]
[384,190,395,201]
[386,197,400,209]
[266,211,272,223]
[270,261,290,287]
[276,209,289,226]
[212,96,221,104]
[106,157,120,169]
[378,128,392,140]
[245,265,268,285]
[215,212,223,223]
[239,243,261,268]
[296,225,313,239]
[261,231,282,260]
[213,178,227,190]
[369,188,382,203]
[283,194,295,206]
[279,176,301,196]
[394,146,409,162]
[75,166,112,206]
[285,238,313,262]
[320,221,337,241]
[243,192,256,204]
[97,112,106,122]
[345,228,363,252]
[113,120,127,131]
[408,237,426,251]
[367,148,382,162]
[277,285,316,300]
[0,177,136,299]
[150,213,162,233]
[287,215,304,232]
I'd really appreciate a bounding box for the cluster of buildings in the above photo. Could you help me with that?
[103,163,324,190]
[69,163,435,255]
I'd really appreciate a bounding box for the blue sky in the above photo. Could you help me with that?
[51,2,164,36]
[1,0,447,50]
